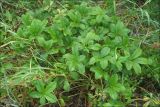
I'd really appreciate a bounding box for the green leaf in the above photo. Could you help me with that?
[37,37,45,46]
[135,58,148,65]
[95,71,103,79]
[45,82,57,93]
[88,43,101,51]
[103,103,112,106]
[148,58,153,65]
[104,72,109,80]
[107,88,118,99]
[90,6,104,15]
[45,40,53,49]
[109,56,116,64]
[21,13,32,26]
[125,61,133,70]
[90,67,104,79]
[29,19,47,36]
[101,47,110,57]
[118,56,129,62]
[89,57,96,65]
[63,80,70,91]
[5,11,12,22]
[30,91,41,98]
[78,64,85,74]
[70,72,79,80]
[68,62,76,71]
[34,80,45,92]
[132,48,142,59]
[113,36,122,45]
[108,74,118,85]
[96,15,103,23]
[115,83,125,92]
[105,74,125,99]
[116,61,122,71]
[79,55,86,62]
[110,21,129,37]
[63,53,71,59]
[59,98,65,106]
[72,45,79,56]
[40,97,46,105]
[133,63,141,74]
[68,11,81,22]
[100,58,108,69]
[37,37,53,49]
[86,31,100,41]
[45,94,57,103]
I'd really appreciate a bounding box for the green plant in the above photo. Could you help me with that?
[0,0,159,106]
[30,80,57,105]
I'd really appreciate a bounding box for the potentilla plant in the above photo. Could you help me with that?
[0,2,153,106]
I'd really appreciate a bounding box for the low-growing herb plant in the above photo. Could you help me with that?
[30,80,57,105]
[0,1,159,107]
